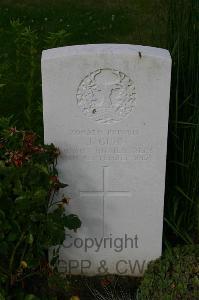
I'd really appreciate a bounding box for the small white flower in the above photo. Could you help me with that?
[111,14,115,21]
[44,17,48,21]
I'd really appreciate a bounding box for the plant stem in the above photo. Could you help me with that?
[9,231,26,281]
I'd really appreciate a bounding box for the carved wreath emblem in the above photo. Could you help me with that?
[76,68,136,124]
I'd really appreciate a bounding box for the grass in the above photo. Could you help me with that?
[164,0,199,247]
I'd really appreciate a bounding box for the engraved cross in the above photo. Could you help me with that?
[80,166,131,235]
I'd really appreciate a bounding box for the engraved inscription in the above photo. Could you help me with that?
[62,128,152,162]
[76,69,136,124]
[70,129,139,136]
[63,144,152,162]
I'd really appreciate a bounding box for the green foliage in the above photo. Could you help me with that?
[0,118,81,299]
[138,245,199,299]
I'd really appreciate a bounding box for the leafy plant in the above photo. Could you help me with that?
[45,30,71,48]
[137,245,199,299]
[9,20,40,131]
[0,117,81,299]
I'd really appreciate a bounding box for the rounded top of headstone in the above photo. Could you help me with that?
[42,44,171,62]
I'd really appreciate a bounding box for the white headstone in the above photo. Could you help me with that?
[42,44,171,276]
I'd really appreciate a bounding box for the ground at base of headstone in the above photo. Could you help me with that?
[56,245,199,300]
[62,275,141,300]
